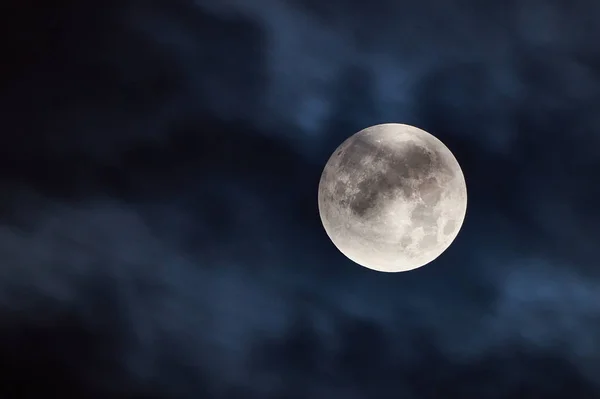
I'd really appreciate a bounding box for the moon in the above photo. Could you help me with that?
[318,123,467,272]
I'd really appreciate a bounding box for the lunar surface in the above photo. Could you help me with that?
[318,123,467,272]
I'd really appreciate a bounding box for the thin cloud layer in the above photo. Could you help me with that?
[0,0,599,397]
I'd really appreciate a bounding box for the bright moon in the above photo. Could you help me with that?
[318,123,467,272]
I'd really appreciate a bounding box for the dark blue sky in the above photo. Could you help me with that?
[1,0,600,397]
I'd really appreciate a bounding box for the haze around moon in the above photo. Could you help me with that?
[318,123,467,272]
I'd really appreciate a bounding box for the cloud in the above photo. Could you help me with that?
[2,0,600,397]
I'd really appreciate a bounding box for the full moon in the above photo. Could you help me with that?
[318,123,467,272]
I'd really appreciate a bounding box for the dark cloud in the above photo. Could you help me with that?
[1,0,600,397]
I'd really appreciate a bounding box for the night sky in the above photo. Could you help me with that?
[2,0,600,397]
